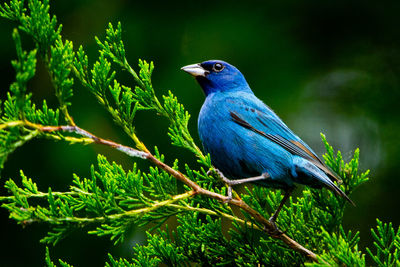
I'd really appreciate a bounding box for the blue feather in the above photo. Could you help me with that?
[182,60,352,205]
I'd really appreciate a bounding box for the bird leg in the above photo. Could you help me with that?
[213,168,270,185]
[209,168,270,201]
[268,187,294,232]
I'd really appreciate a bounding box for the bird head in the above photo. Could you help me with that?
[181,60,251,96]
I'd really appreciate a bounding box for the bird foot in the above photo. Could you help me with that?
[264,217,283,237]
[223,196,232,203]
[207,169,234,203]
[207,168,233,185]
[212,169,233,185]
[222,186,233,203]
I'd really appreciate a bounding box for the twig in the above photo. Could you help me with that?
[1,120,321,263]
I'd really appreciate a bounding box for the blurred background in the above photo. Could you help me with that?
[0,0,399,265]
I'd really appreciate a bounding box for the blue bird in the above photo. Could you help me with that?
[181,60,354,227]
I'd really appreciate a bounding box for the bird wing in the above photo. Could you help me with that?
[227,97,341,183]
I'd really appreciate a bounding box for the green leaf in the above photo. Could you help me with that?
[10,29,37,115]
[366,219,400,266]
[0,0,25,21]
[49,38,75,108]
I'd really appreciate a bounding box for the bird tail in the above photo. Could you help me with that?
[293,157,355,206]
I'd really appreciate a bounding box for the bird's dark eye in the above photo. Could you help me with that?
[213,63,224,72]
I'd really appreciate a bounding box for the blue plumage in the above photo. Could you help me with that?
[181,60,353,224]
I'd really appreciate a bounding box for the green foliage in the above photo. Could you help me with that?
[94,22,204,158]
[0,0,74,166]
[0,0,25,21]
[0,0,61,55]
[49,38,74,107]
[0,0,396,266]
[73,21,202,160]
[0,28,60,167]
[45,247,73,267]
[10,29,36,114]
[107,250,160,267]
[96,22,126,69]
[366,219,400,266]
[1,155,181,245]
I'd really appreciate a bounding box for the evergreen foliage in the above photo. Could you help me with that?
[0,0,398,265]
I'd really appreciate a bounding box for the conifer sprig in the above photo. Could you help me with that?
[0,0,393,266]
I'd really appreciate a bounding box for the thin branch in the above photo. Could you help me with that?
[0,120,24,129]
[0,119,321,262]
[0,190,83,201]
[122,58,146,90]
[60,105,75,126]
[167,203,264,231]
[21,191,195,225]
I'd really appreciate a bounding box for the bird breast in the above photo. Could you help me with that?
[198,93,294,185]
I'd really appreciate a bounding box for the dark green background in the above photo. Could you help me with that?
[1,0,399,265]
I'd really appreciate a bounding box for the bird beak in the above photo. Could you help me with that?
[181,63,209,77]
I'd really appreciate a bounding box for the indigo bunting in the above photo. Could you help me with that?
[181,60,353,227]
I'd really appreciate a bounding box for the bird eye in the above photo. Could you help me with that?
[213,63,224,72]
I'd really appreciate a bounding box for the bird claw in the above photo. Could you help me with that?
[207,168,229,183]
[264,218,283,237]
[207,169,234,202]
[213,169,231,184]
[222,186,233,203]
[223,195,232,203]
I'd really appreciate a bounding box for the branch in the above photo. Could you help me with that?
[0,120,321,262]
[19,191,195,225]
